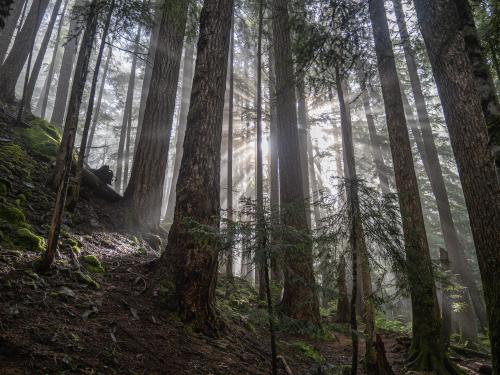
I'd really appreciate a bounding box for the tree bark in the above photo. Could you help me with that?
[165,41,195,224]
[0,0,26,62]
[36,0,67,118]
[454,0,500,180]
[135,5,161,148]
[124,0,189,227]
[115,28,140,193]
[272,0,319,323]
[153,0,233,334]
[224,19,234,279]
[73,0,114,201]
[392,0,487,333]
[368,0,452,371]
[50,0,84,127]
[85,45,111,158]
[297,79,311,230]
[0,0,50,103]
[24,0,65,106]
[412,0,500,371]
[43,0,98,270]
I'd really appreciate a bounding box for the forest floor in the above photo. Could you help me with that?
[0,111,493,374]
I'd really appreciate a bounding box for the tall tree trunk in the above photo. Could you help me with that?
[50,0,84,127]
[359,81,390,195]
[85,45,112,158]
[272,0,319,323]
[165,41,195,223]
[124,0,189,227]
[255,0,266,301]
[42,0,98,270]
[0,0,26,62]
[454,0,500,179]
[268,25,281,284]
[412,0,500,371]
[135,6,161,148]
[36,0,67,118]
[367,0,453,371]
[24,0,64,106]
[335,255,350,324]
[0,0,50,103]
[115,29,141,194]
[297,80,311,229]
[73,0,114,201]
[153,0,233,333]
[337,72,376,373]
[392,0,487,333]
[224,19,234,279]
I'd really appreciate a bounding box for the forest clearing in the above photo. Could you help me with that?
[0,0,498,373]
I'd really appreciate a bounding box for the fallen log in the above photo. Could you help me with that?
[81,166,122,202]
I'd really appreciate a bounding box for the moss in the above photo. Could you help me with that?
[66,237,82,255]
[291,341,325,364]
[16,228,45,252]
[0,143,33,181]
[0,181,8,197]
[0,204,27,227]
[76,271,100,289]
[82,255,104,273]
[17,118,62,160]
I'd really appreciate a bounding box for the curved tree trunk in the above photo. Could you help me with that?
[272,0,319,323]
[368,0,453,372]
[124,0,189,227]
[153,0,233,333]
[412,0,500,372]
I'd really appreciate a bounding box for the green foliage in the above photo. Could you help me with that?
[375,312,411,334]
[0,204,26,226]
[82,255,105,273]
[291,341,325,364]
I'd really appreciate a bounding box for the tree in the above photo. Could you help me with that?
[0,0,26,61]
[272,0,319,323]
[24,0,65,106]
[454,0,500,179]
[73,0,115,201]
[391,0,487,334]
[36,0,68,118]
[0,0,50,103]
[165,41,195,224]
[412,0,500,371]
[225,18,234,279]
[42,0,99,270]
[367,0,454,371]
[0,0,14,28]
[153,0,233,333]
[51,0,84,127]
[85,45,112,157]
[124,0,189,226]
[115,28,141,193]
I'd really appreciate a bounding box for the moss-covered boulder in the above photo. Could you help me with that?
[0,143,33,181]
[0,204,26,227]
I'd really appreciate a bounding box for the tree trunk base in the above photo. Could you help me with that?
[407,342,462,374]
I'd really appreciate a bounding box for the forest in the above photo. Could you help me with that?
[0,0,498,373]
